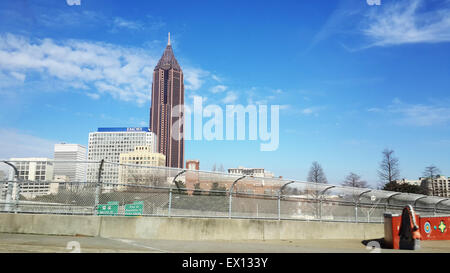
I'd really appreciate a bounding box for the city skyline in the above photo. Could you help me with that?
[0,0,450,187]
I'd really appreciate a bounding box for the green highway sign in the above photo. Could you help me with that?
[125,201,144,216]
[97,201,119,216]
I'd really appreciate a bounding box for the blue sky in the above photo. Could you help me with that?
[0,0,449,187]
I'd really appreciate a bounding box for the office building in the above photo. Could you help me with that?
[149,33,184,168]
[5,158,57,199]
[54,143,87,182]
[87,127,157,188]
[118,146,166,187]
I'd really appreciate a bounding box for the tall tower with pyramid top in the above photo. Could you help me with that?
[149,33,184,168]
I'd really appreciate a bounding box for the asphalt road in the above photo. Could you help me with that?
[0,233,450,253]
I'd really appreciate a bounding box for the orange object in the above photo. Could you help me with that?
[384,213,402,249]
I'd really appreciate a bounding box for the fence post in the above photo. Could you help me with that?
[94,159,104,216]
[228,190,232,219]
[355,190,371,223]
[14,181,20,213]
[228,176,246,219]
[2,161,19,213]
[277,192,281,221]
[168,188,172,217]
[434,199,449,216]
[318,186,335,222]
[319,198,323,221]
[277,181,296,221]
[5,182,13,212]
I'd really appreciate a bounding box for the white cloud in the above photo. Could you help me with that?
[211,74,223,82]
[274,89,283,94]
[113,17,143,30]
[0,33,158,105]
[210,85,227,94]
[222,91,238,104]
[363,0,450,47]
[86,92,100,100]
[184,67,210,91]
[0,129,56,159]
[0,33,218,106]
[66,0,81,6]
[10,71,25,82]
[368,99,450,126]
[301,106,325,116]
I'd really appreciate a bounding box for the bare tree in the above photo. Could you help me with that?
[423,165,441,195]
[307,161,328,184]
[378,149,400,188]
[423,165,441,179]
[341,172,368,188]
[211,163,217,172]
[218,164,225,173]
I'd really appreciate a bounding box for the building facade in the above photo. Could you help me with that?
[118,146,166,187]
[394,179,422,187]
[149,33,184,168]
[420,175,450,197]
[5,158,57,199]
[228,166,275,178]
[87,127,157,187]
[8,158,54,182]
[186,160,200,171]
[54,143,87,182]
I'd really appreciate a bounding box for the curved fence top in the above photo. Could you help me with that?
[1,159,448,208]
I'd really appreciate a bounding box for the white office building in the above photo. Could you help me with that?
[87,127,157,188]
[4,158,57,199]
[54,143,87,182]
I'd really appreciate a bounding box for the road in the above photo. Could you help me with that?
[1,233,450,253]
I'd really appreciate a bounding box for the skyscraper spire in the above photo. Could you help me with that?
[155,32,180,70]
[150,34,184,168]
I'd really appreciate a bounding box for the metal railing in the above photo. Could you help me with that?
[1,160,450,223]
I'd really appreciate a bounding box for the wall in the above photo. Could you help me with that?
[0,213,384,240]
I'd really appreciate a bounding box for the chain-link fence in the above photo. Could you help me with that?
[1,159,450,222]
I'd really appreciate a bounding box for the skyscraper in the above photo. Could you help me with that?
[150,33,184,168]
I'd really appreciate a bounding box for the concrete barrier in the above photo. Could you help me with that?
[0,213,384,240]
[0,213,100,237]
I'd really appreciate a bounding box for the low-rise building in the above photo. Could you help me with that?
[228,166,274,178]
[394,178,422,187]
[118,146,166,188]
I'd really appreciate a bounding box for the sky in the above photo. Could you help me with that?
[0,0,449,187]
